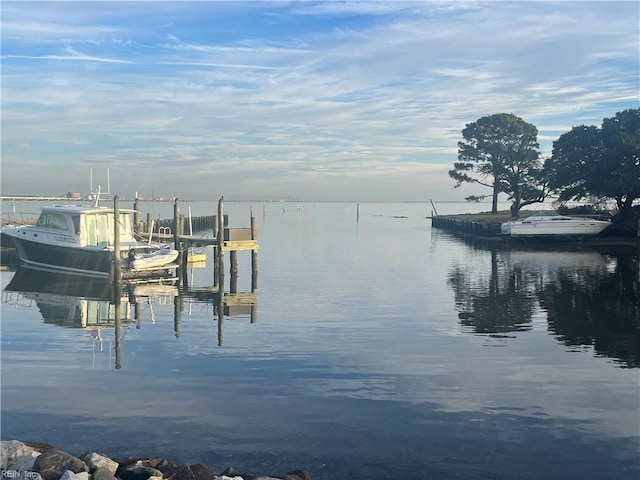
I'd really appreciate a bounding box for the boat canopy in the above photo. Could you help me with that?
[35,205,137,247]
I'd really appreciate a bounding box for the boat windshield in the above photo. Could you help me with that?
[530,210,558,217]
[36,212,70,231]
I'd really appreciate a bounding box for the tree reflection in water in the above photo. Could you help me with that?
[539,252,640,368]
[447,242,639,367]
[448,250,536,336]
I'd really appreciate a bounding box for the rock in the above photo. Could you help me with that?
[188,463,217,480]
[22,443,58,454]
[1,441,309,480]
[143,457,178,477]
[114,457,141,468]
[117,463,164,480]
[10,450,42,472]
[169,463,219,480]
[284,470,311,480]
[93,466,118,480]
[33,449,89,480]
[59,471,90,480]
[167,465,195,480]
[1,440,36,470]
[117,458,178,479]
[83,453,119,475]
[219,468,236,477]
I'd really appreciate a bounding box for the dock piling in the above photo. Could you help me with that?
[133,198,140,233]
[173,198,180,250]
[251,213,258,291]
[217,197,225,292]
[113,196,122,286]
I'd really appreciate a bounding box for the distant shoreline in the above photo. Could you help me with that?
[0,196,481,204]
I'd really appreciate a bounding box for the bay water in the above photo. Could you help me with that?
[1,201,638,479]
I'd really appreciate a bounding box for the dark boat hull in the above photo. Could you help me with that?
[10,236,114,277]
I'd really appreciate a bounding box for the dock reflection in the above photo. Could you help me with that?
[447,244,639,367]
[3,266,258,369]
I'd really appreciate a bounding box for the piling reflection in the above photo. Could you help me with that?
[3,266,258,368]
[447,244,640,367]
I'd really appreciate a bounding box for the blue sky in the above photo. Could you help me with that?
[1,1,638,201]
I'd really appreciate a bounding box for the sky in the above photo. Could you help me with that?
[1,1,638,202]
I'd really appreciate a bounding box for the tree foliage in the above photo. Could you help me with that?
[449,113,543,216]
[546,108,640,224]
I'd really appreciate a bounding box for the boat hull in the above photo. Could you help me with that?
[501,216,610,238]
[8,235,114,277]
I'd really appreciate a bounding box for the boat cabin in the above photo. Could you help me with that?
[36,205,138,248]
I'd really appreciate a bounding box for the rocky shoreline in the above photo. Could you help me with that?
[1,441,311,480]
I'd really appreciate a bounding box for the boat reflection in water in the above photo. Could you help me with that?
[3,266,258,369]
[448,245,639,368]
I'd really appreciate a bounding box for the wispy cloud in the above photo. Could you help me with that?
[3,45,132,63]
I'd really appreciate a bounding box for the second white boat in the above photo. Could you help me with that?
[501,211,610,238]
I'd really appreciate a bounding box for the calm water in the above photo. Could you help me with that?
[1,201,639,480]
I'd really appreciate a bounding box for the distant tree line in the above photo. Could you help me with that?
[448,108,640,227]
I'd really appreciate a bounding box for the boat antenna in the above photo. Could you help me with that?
[93,185,101,207]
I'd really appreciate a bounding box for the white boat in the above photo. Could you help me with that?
[128,246,179,270]
[2,204,179,278]
[500,211,610,238]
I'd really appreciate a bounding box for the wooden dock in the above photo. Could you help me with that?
[130,196,259,293]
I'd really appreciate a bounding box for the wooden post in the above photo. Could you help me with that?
[357,202,360,223]
[179,213,185,237]
[113,196,122,285]
[230,250,238,293]
[114,288,122,370]
[173,198,180,249]
[251,213,258,292]
[430,199,439,217]
[146,212,153,234]
[133,198,140,233]
[250,208,258,323]
[181,244,188,289]
[217,197,225,292]
[213,245,219,290]
[112,261,123,369]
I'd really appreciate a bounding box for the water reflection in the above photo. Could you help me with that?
[3,267,258,368]
[447,244,639,367]
[448,248,536,336]
[537,252,639,368]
